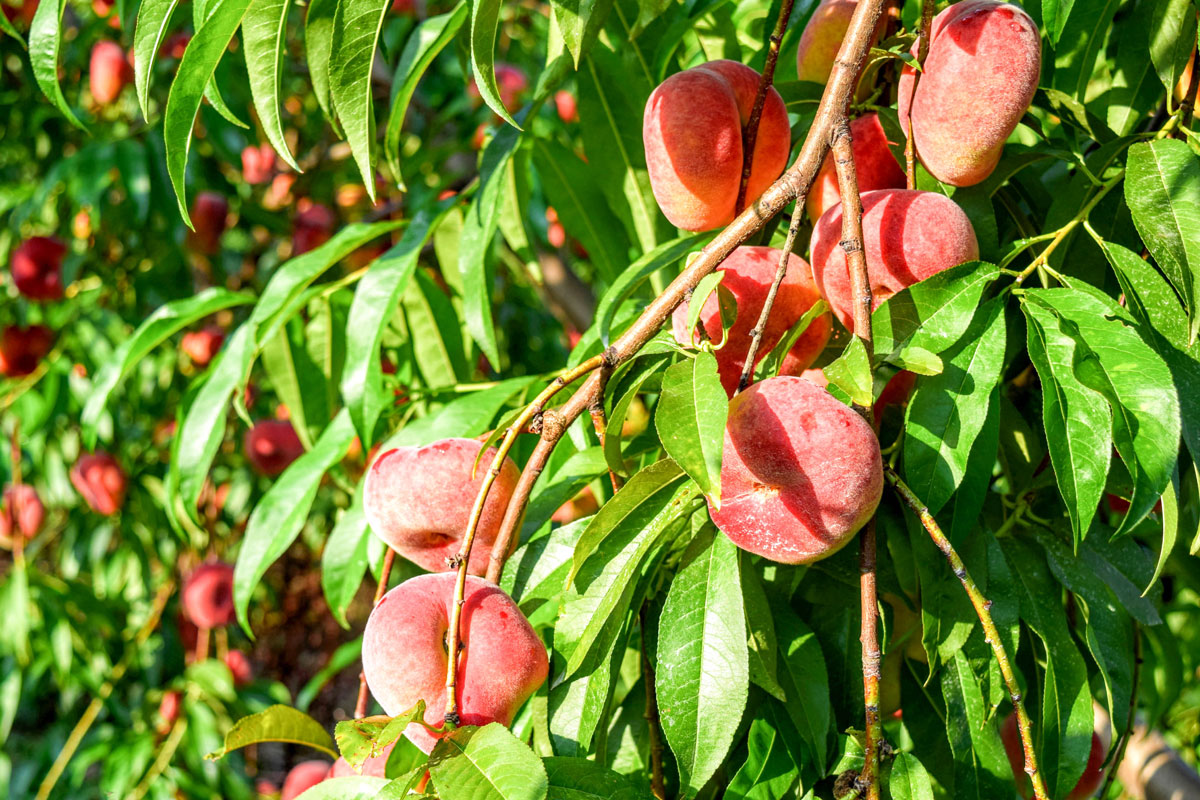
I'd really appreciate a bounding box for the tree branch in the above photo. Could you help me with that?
[355,548,395,718]
[639,606,667,800]
[1177,46,1200,136]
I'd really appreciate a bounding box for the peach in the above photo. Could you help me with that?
[0,324,53,377]
[671,246,831,396]
[183,561,236,629]
[158,690,181,729]
[241,143,277,185]
[873,369,916,422]
[807,113,906,221]
[10,236,65,300]
[644,60,790,231]
[796,0,887,84]
[89,40,132,106]
[1001,713,1105,800]
[70,451,127,515]
[292,203,335,255]
[897,1,1040,187]
[554,90,578,123]
[809,189,979,330]
[244,420,304,476]
[188,191,229,254]
[224,649,252,685]
[361,573,548,753]
[181,325,225,367]
[363,438,520,575]
[0,484,45,545]
[709,375,883,563]
[281,760,331,800]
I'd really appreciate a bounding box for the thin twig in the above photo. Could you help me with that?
[445,356,606,724]
[355,548,396,718]
[735,213,803,394]
[885,465,1050,800]
[734,0,798,213]
[1014,171,1123,286]
[639,607,667,800]
[1178,47,1200,136]
[903,0,935,188]
[858,521,882,800]
[588,356,623,493]
[131,709,189,800]
[1099,621,1142,798]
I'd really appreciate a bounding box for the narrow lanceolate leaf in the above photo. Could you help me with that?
[29,0,85,130]
[1022,299,1111,544]
[594,235,710,346]
[772,607,832,767]
[657,528,749,796]
[469,0,519,128]
[1148,0,1197,96]
[551,0,612,67]
[82,288,253,446]
[206,705,336,759]
[261,318,326,448]
[322,494,372,628]
[1026,288,1181,536]
[740,558,785,701]
[889,752,935,800]
[233,411,356,633]
[427,724,548,800]
[656,351,728,506]
[872,261,1002,363]
[133,0,184,118]
[342,206,446,444]
[242,0,301,170]
[330,0,390,197]
[939,651,1011,799]
[192,0,248,128]
[305,0,341,126]
[1125,139,1200,343]
[164,0,254,224]
[1042,0,1075,45]
[822,336,873,408]
[0,7,22,44]
[384,3,468,184]
[725,714,800,800]
[902,298,1007,514]
[543,757,640,800]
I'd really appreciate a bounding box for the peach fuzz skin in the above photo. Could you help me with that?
[280,760,331,800]
[711,376,883,564]
[70,451,127,516]
[671,246,831,396]
[809,189,979,330]
[644,60,790,231]
[361,573,548,754]
[182,561,236,629]
[363,438,520,576]
[796,0,888,84]
[1001,713,1106,800]
[898,0,1040,187]
[10,236,65,301]
[807,113,906,222]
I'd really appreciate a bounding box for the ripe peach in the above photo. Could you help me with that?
[183,561,236,629]
[710,375,883,563]
[241,143,277,185]
[807,113,905,221]
[281,760,331,800]
[0,484,44,545]
[1001,713,1105,800]
[10,236,65,301]
[670,246,831,396]
[809,189,979,330]
[363,438,520,575]
[70,451,126,515]
[0,324,53,377]
[189,191,229,254]
[361,573,548,753]
[643,60,790,231]
[796,0,887,84]
[158,690,181,729]
[224,649,252,685]
[292,203,335,255]
[897,1,1040,186]
[181,325,225,367]
[244,420,304,476]
[554,90,578,123]
[89,40,132,105]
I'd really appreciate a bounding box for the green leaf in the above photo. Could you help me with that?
[242,0,301,171]
[1151,465,1179,594]
[0,6,23,44]
[404,269,470,386]
[1043,0,1075,44]
[206,705,336,759]
[543,757,640,800]
[261,318,326,449]
[428,724,549,800]
[334,702,427,769]
[305,0,341,126]
[741,557,785,702]
[1050,0,1121,107]
[192,0,248,129]
[1125,139,1200,343]
[683,272,728,347]
[468,0,520,128]
[756,299,830,382]
[233,411,357,634]
[772,607,831,767]
[1104,0,1164,135]
[502,516,588,610]
[1149,0,1197,97]
[725,713,800,800]
[383,3,469,184]
[888,752,935,800]
[657,527,749,796]
[604,356,666,478]
[594,235,710,346]
[822,336,873,408]
[551,0,612,67]
[939,651,1010,799]
[133,0,183,118]
[29,0,85,130]
[164,0,253,224]
[321,495,372,628]
[81,288,253,447]
[330,0,390,197]
[902,298,1007,514]
[656,351,727,506]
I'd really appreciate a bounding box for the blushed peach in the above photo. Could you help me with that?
[897,1,1040,186]
[809,189,979,330]
[224,649,252,686]
[181,325,225,367]
[158,690,181,730]
[363,438,520,575]
[241,143,277,185]
[0,484,44,545]
[807,113,905,221]
[10,236,65,300]
[292,203,335,255]
[189,192,229,254]
[644,60,790,231]
[554,90,578,123]
[89,40,132,105]
[183,561,236,629]
[70,451,127,515]
[671,246,831,395]
[281,760,331,800]
[710,376,883,563]
[1001,713,1105,800]
[361,573,548,753]
[796,0,887,84]
[244,420,304,476]
[0,324,53,377]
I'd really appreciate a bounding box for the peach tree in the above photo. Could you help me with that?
[2,0,1200,797]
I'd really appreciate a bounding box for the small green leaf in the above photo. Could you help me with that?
[656,351,727,506]
[823,337,873,408]
[683,272,727,348]
[242,0,301,171]
[428,724,549,800]
[469,0,520,128]
[334,702,428,769]
[756,299,829,382]
[29,0,85,130]
[321,495,372,628]
[305,0,341,126]
[773,607,831,767]
[330,0,391,196]
[207,705,336,759]
[725,713,799,799]
[133,0,184,117]
[594,235,710,346]
[888,752,935,800]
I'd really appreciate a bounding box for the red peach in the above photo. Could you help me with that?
[361,573,548,753]
[181,325,225,367]
[554,90,578,123]
[189,192,229,254]
[183,561,236,629]
[244,420,304,476]
[89,40,132,106]
[1001,713,1105,800]
[280,760,331,800]
[363,438,520,575]
[644,60,790,231]
[671,246,831,396]
[224,649,252,685]
[809,189,979,330]
[241,143,277,185]
[0,484,45,545]
[0,324,53,377]
[807,113,905,222]
[795,0,887,84]
[158,690,182,728]
[292,203,335,255]
[710,376,883,563]
[10,236,66,301]
[70,451,127,516]
[551,486,599,524]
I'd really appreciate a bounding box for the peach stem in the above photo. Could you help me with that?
[355,548,396,718]
[903,0,934,189]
